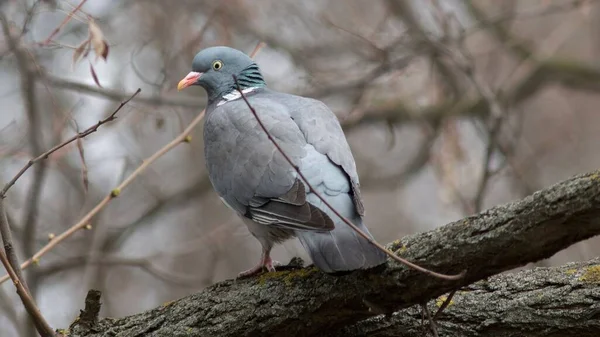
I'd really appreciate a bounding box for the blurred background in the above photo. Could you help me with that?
[1,0,600,335]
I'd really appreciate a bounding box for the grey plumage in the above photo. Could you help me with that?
[178,46,386,275]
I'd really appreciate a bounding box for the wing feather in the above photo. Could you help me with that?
[204,94,335,232]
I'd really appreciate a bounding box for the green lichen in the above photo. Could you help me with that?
[56,328,69,336]
[282,268,317,285]
[586,171,600,182]
[435,295,455,308]
[394,245,407,255]
[257,271,286,285]
[579,265,600,283]
[565,268,577,275]
[388,239,402,251]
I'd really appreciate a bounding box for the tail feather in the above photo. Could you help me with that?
[294,148,387,273]
[296,217,386,273]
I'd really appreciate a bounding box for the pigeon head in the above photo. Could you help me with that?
[177,46,266,102]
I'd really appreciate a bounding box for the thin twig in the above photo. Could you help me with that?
[40,0,89,46]
[39,255,212,288]
[0,249,55,337]
[439,35,508,212]
[434,289,456,319]
[0,88,141,198]
[0,200,26,289]
[472,120,502,212]
[0,90,145,286]
[421,302,439,337]
[232,76,465,281]
[249,42,266,61]
[42,73,206,108]
[0,79,138,336]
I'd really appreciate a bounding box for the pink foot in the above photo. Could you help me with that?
[237,256,281,278]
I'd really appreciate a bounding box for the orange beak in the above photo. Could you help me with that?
[177,71,202,91]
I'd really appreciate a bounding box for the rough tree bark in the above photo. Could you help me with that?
[66,170,600,337]
[336,258,600,337]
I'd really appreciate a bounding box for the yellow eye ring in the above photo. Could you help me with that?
[212,60,223,71]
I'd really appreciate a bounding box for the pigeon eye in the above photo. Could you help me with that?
[212,60,223,71]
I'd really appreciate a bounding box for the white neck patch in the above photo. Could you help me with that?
[217,87,259,107]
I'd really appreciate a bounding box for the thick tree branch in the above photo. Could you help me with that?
[69,170,600,337]
[335,258,600,337]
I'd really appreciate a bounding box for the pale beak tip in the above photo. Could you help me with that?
[177,71,202,91]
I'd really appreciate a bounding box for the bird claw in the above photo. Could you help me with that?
[237,257,281,278]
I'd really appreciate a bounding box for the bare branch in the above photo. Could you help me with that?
[40,0,89,46]
[0,89,141,198]
[0,249,54,337]
[0,106,204,285]
[0,88,140,294]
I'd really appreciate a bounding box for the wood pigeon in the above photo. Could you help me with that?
[178,46,386,276]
